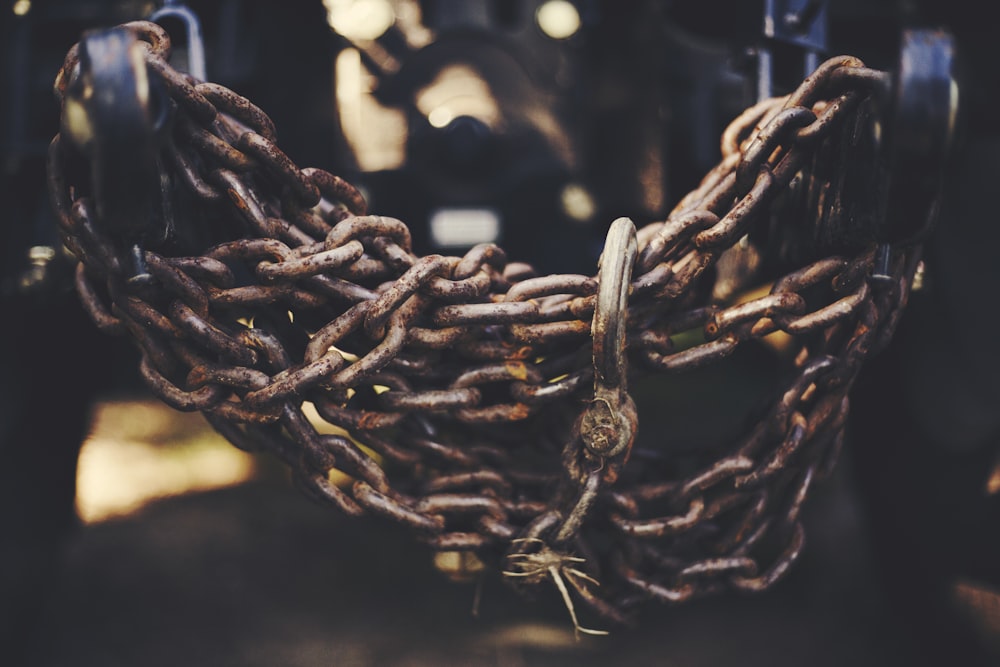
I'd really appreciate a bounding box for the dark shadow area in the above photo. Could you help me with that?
[24,459,920,667]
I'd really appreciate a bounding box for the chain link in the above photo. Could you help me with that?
[48,21,920,629]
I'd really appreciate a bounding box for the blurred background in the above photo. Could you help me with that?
[1,0,998,664]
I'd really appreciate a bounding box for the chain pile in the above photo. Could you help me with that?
[48,21,918,629]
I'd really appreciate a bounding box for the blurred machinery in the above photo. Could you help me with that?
[1,0,998,663]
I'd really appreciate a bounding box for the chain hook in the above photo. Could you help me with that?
[149,1,207,81]
[506,218,638,569]
[580,217,638,460]
[501,218,640,632]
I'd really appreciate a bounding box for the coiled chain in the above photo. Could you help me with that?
[48,21,917,629]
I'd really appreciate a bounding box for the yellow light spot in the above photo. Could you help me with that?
[75,401,257,524]
[427,106,456,129]
[733,282,794,354]
[324,0,395,41]
[912,260,927,292]
[301,401,383,489]
[302,401,353,436]
[335,46,408,172]
[63,97,94,150]
[329,345,360,363]
[560,183,596,223]
[536,0,581,40]
[327,467,355,487]
[28,245,56,263]
[129,40,149,107]
[476,623,581,651]
[952,579,1000,643]
[505,361,529,380]
[434,551,486,583]
[13,0,31,16]
[415,64,501,130]
[987,458,1000,496]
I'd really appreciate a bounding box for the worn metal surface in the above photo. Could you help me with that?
[48,21,921,627]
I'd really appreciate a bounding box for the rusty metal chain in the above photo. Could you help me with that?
[48,21,919,630]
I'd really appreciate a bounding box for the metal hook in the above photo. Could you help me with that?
[149,1,207,81]
[580,217,638,459]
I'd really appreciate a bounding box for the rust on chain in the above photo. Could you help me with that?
[48,21,922,629]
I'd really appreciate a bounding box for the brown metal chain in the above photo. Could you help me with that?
[48,21,918,630]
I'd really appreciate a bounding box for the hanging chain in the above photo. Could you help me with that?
[48,21,918,629]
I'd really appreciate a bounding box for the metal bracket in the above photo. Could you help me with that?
[64,26,173,284]
[764,0,828,52]
[758,0,828,100]
[879,29,959,247]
